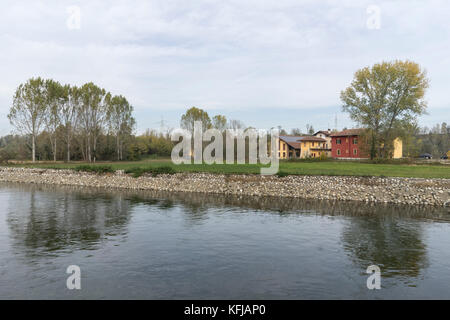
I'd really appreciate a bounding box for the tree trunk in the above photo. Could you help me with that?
[32,134,36,163]
[87,135,91,162]
[117,135,120,161]
[370,132,376,160]
[67,140,71,162]
[53,136,57,162]
[93,136,97,163]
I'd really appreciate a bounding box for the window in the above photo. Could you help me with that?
[312,142,315,147]
[283,143,286,150]
[278,152,280,157]
[337,149,341,155]
[336,138,341,145]
[353,138,358,144]
[283,152,286,158]
[353,149,357,155]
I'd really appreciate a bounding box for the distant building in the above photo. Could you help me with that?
[313,130,332,157]
[331,129,402,159]
[278,135,328,159]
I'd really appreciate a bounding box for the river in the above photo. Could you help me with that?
[0,182,449,299]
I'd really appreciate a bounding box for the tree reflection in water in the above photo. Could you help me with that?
[5,182,447,285]
[341,216,428,285]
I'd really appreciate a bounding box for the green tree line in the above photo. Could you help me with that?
[6,78,135,162]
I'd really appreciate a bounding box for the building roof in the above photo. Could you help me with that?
[313,130,331,137]
[330,129,365,137]
[279,136,303,149]
[297,136,327,142]
[279,135,326,149]
[279,135,303,143]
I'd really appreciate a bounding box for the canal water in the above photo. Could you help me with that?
[0,182,449,299]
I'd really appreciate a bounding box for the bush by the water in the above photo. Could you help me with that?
[276,171,289,177]
[125,165,176,178]
[75,165,115,174]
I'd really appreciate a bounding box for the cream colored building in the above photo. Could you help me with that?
[278,135,328,159]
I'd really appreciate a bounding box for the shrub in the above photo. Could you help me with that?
[125,165,176,178]
[0,149,12,164]
[276,171,289,177]
[74,165,115,174]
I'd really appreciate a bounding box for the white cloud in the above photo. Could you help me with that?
[0,0,448,134]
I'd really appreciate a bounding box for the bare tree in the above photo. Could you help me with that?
[8,78,48,162]
[107,95,135,160]
[60,85,80,162]
[78,82,109,162]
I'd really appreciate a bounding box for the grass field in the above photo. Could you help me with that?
[6,158,450,179]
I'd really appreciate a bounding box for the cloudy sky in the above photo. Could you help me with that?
[0,0,449,135]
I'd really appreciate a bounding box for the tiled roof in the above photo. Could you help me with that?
[330,129,365,137]
[279,135,326,149]
[279,136,303,149]
[313,130,331,136]
[279,135,303,143]
[280,135,326,143]
[297,136,327,142]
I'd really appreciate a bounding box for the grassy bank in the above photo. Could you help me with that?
[4,158,450,179]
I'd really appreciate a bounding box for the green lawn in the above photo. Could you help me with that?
[7,159,450,179]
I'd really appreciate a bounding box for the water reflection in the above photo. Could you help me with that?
[341,217,428,284]
[2,182,449,298]
[6,184,132,258]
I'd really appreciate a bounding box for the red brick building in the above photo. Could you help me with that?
[331,129,367,159]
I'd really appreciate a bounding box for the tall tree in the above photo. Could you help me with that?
[227,119,245,130]
[212,115,227,131]
[8,78,48,162]
[107,95,135,160]
[45,79,65,162]
[61,85,80,162]
[78,83,109,162]
[290,128,303,136]
[341,60,429,159]
[180,107,211,132]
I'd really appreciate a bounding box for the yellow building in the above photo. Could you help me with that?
[313,130,332,157]
[278,136,328,159]
[393,138,403,159]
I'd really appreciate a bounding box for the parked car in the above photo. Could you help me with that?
[419,153,433,159]
[441,154,449,160]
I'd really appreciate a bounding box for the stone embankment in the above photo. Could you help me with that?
[0,167,449,207]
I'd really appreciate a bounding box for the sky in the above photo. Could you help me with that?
[0,0,449,135]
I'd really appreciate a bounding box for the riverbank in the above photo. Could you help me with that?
[8,158,450,179]
[0,167,449,207]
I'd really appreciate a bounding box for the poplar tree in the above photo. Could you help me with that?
[8,78,48,162]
